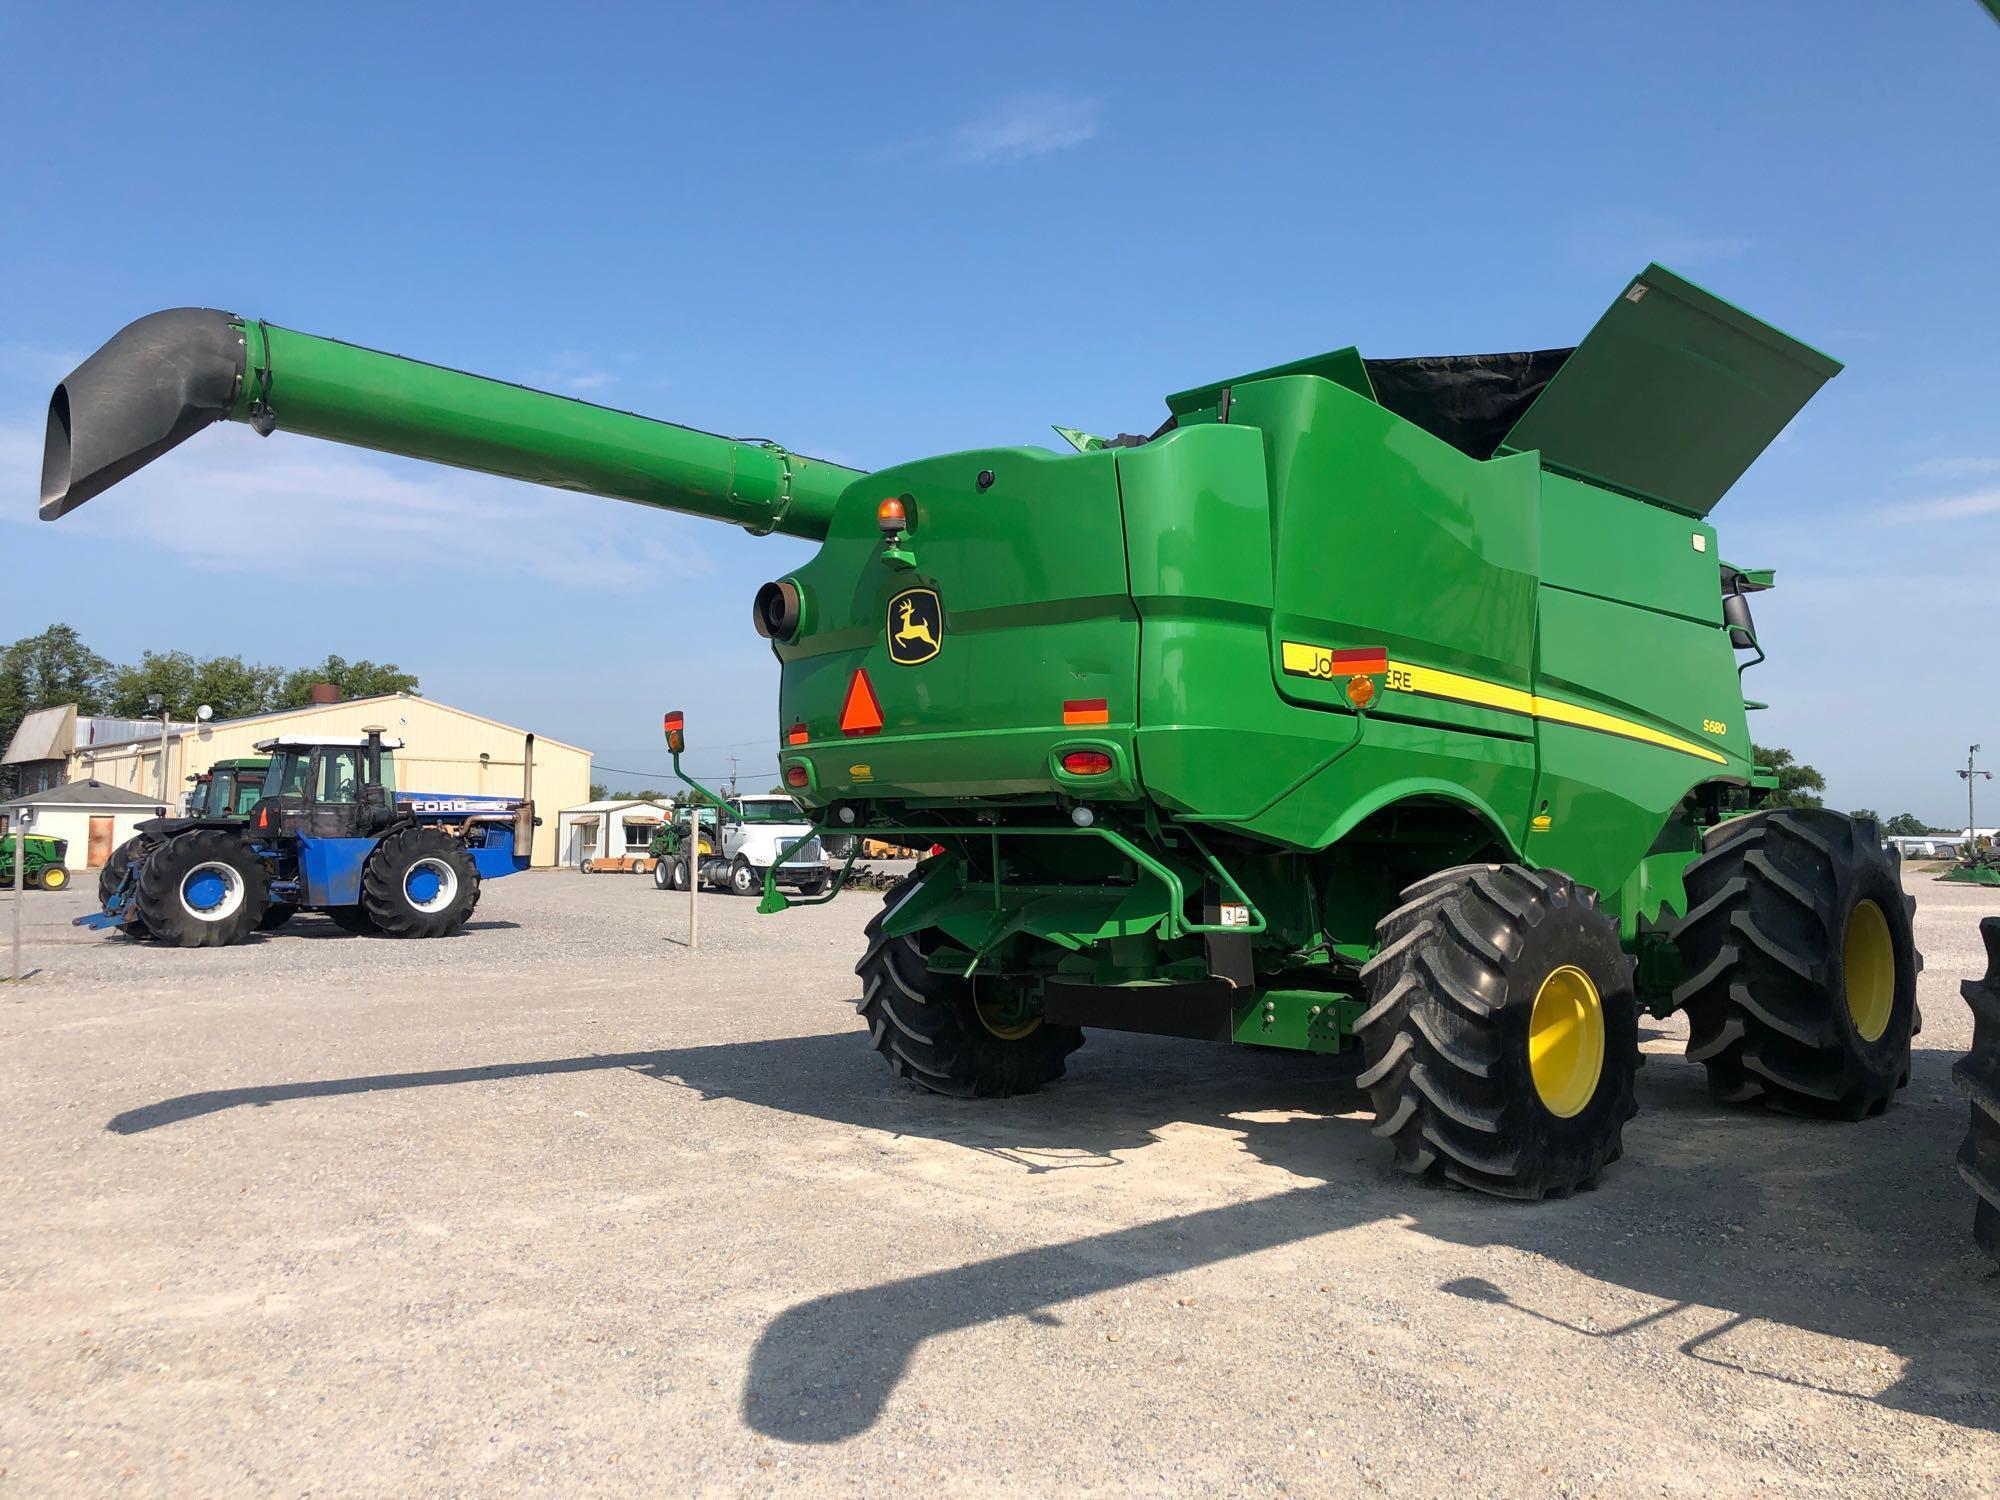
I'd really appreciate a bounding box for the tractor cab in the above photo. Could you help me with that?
[249,731,403,840]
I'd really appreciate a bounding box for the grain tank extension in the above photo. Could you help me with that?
[42,268,1923,1200]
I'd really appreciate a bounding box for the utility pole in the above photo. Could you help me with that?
[687,795,699,949]
[10,806,25,983]
[147,692,170,801]
[1960,745,1993,858]
[727,755,739,798]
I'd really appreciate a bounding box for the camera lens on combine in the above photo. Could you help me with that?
[752,579,802,641]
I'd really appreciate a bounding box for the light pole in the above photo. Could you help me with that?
[1959,745,1993,860]
[146,692,170,801]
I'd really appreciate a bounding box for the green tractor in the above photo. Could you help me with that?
[0,834,71,891]
[100,757,269,904]
[40,266,1922,1198]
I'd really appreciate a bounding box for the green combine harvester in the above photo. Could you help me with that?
[40,266,1924,1199]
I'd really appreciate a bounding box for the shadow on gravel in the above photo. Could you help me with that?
[104,1028,1999,1442]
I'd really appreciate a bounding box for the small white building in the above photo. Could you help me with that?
[0,781,169,872]
[554,798,676,870]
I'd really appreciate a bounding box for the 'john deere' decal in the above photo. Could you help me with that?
[886,587,942,665]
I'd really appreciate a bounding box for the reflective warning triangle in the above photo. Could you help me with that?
[840,668,883,736]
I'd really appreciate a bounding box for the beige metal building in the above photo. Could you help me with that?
[66,693,590,867]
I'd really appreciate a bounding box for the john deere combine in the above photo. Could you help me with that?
[40,266,1923,1198]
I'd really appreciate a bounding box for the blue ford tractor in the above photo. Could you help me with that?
[83,729,536,947]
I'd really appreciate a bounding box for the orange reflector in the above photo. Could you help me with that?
[663,711,683,734]
[1327,647,1388,675]
[1060,750,1114,776]
[1345,675,1377,708]
[1062,697,1109,726]
[787,722,809,745]
[840,669,884,736]
[784,765,809,789]
[877,496,907,534]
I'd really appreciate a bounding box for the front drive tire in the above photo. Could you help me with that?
[1672,810,1920,1119]
[37,865,69,891]
[1954,918,1999,1263]
[133,829,268,948]
[855,876,1083,1097]
[1356,864,1640,1200]
[362,826,480,938]
[729,858,759,897]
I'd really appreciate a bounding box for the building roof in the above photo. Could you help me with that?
[1,705,77,764]
[558,798,675,815]
[72,692,587,757]
[0,780,167,811]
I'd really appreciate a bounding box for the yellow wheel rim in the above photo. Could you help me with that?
[1843,898,1895,1043]
[1528,965,1605,1118]
[41,867,67,890]
[974,984,1042,1041]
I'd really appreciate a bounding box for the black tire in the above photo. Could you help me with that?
[36,865,69,892]
[257,903,298,932]
[132,829,268,948]
[797,872,831,898]
[1956,918,2000,1264]
[729,858,759,897]
[667,856,691,892]
[328,906,380,936]
[361,826,480,938]
[99,835,146,904]
[1356,864,1640,1200]
[1672,810,1920,1119]
[854,876,1083,1097]
[652,857,672,891]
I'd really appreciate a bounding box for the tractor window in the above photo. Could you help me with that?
[231,777,265,815]
[315,749,361,804]
[269,751,311,798]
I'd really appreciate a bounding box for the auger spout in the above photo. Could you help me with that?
[39,309,863,540]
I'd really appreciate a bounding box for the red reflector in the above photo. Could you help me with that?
[787,722,809,745]
[663,711,684,734]
[1326,647,1388,675]
[784,766,809,788]
[839,669,884,736]
[1060,750,1114,776]
[1062,697,1110,726]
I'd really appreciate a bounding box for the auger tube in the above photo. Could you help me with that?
[39,309,863,540]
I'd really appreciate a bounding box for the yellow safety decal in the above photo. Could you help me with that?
[1279,642,1728,765]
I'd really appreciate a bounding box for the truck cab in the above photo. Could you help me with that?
[704,794,827,897]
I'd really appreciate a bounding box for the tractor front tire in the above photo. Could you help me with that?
[362,827,480,938]
[37,865,69,892]
[257,903,298,932]
[1956,919,2000,1263]
[1673,810,1919,1119]
[132,830,268,948]
[1356,864,1640,1200]
[855,876,1083,1097]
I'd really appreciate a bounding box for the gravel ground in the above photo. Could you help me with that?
[0,867,1995,1497]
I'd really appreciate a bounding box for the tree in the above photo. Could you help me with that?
[0,624,111,747]
[1848,808,1880,824]
[106,651,282,721]
[1753,744,1824,809]
[274,655,419,708]
[1882,813,1933,837]
[589,783,608,801]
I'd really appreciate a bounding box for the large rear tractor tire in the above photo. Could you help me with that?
[1672,810,1919,1119]
[257,903,298,931]
[1356,864,1640,1200]
[362,827,480,938]
[1956,918,2000,1264]
[132,829,268,948]
[855,876,1083,1097]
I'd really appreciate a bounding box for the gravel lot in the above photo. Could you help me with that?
[1,866,1995,1496]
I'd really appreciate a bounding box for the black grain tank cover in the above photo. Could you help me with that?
[1363,350,1573,462]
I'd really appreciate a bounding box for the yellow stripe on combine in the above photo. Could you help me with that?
[1279,643,1728,766]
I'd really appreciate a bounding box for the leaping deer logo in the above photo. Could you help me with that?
[887,589,942,663]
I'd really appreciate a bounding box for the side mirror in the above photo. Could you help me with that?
[1721,589,1756,651]
[663,710,685,755]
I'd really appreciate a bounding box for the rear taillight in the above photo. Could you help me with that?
[784,766,809,789]
[1060,750,1114,776]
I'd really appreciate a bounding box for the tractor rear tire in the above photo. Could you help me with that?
[855,876,1083,1097]
[133,829,268,948]
[362,827,480,938]
[257,903,298,931]
[1672,810,1919,1119]
[1956,919,2000,1263]
[1356,864,1640,1200]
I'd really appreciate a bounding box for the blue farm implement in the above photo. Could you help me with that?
[81,730,537,947]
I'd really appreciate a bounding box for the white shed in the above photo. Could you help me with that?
[554,798,676,870]
[0,781,169,871]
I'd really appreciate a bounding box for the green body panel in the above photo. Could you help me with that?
[0,834,68,883]
[44,264,1839,1057]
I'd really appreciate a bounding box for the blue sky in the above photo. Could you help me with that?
[2,3,1996,819]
